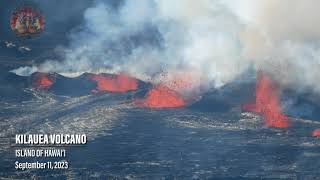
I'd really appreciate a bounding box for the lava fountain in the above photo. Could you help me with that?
[312,129,320,137]
[134,71,198,109]
[31,72,55,89]
[159,72,196,91]
[90,73,138,93]
[242,71,289,129]
[134,84,187,108]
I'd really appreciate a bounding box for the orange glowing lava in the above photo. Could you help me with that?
[158,71,200,93]
[90,73,138,93]
[312,129,320,137]
[167,73,194,89]
[242,71,289,129]
[32,72,54,89]
[135,84,187,108]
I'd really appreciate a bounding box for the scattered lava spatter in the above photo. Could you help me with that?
[312,129,320,137]
[159,72,196,91]
[134,84,187,108]
[90,73,138,93]
[242,71,289,128]
[31,72,54,89]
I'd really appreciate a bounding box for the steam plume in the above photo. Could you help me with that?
[12,0,320,96]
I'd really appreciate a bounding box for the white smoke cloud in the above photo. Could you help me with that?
[11,0,320,95]
[238,0,320,94]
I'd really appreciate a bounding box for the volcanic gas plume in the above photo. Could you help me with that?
[90,73,138,93]
[242,71,289,129]
[31,72,55,89]
[134,84,187,108]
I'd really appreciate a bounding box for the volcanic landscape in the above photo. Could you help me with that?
[1,0,320,179]
[0,67,320,179]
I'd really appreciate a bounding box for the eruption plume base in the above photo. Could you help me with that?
[134,84,187,108]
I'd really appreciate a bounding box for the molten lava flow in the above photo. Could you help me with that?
[242,71,289,129]
[90,73,138,93]
[32,72,54,89]
[135,84,187,108]
[312,129,320,137]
